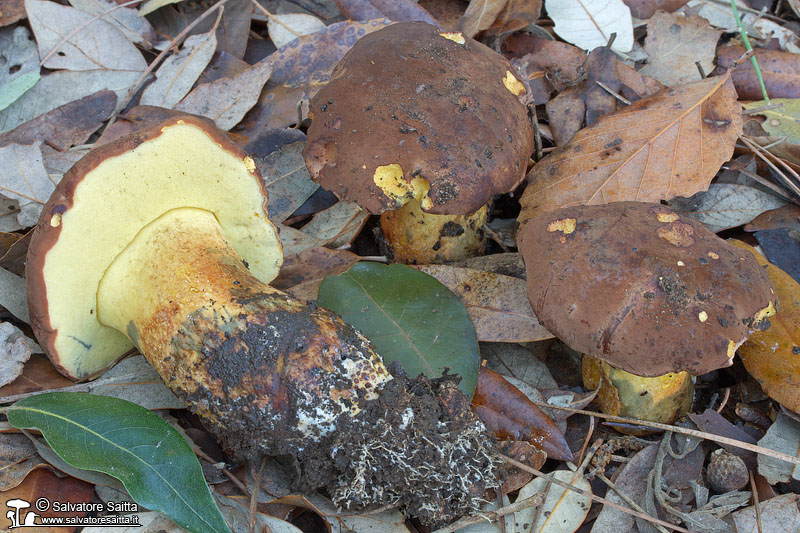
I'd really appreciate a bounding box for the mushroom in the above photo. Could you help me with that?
[26,115,497,525]
[517,202,776,427]
[303,22,534,264]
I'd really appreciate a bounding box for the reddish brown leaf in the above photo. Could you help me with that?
[622,0,689,19]
[0,90,115,150]
[458,0,507,38]
[519,73,741,221]
[333,0,440,26]
[0,354,74,398]
[689,408,758,470]
[745,204,800,232]
[510,38,586,105]
[0,468,94,532]
[472,366,573,461]
[495,440,545,494]
[272,247,360,290]
[716,45,800,100]
[0,228,29,276]
[418,0,466,32]
[485,0,541,37]
[0,0,26,26]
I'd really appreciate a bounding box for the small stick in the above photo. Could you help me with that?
[248,458,267,533]
[750,471,763,533]
[527,400,800,466]
[194,447,250,497]
[596,81,631,105]
[498,454,690,533]
[717,388,731,413]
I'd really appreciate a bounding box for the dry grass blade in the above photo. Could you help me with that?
[520,73,742,223]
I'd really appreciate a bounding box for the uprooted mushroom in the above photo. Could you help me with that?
[26,115,498,526]
[518,202,777,428]
[303,22,534,264]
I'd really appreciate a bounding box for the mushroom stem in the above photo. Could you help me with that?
[380,198,488,264]
[582,356,693,434]
[96,207,498,525]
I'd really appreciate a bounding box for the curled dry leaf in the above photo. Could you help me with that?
[472,366,573,461]
[519,74,741,221]
[458,0,508,38]
[272,247,359,290]
[547,0,634,53]
[716,45,800,100]
[0,433,46,492]
[0,142,54,228]
[639,11,721,86]
[414,265,554,343]
[730,240,800,414]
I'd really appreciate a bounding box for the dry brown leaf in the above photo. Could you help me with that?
[745,204,800,232]
[414,265,554,343]
[0,0,26,26]
[622,0,689,19]
[273,247,359,290]
[419,0,467,31]
[485,0,541,37]
[730,240,800,414]
[639,11,721,86]
[333,0,440,26]
[519,73,741,221]
[458,0,507,38]
[715,45,800,100]
[0,434,47,492]
[0,354,73,397]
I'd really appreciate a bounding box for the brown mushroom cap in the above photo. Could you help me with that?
[27,115,282,380]
[518,202,776,377]
[303,22,534,216]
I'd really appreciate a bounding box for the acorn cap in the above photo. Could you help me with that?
[303,22,534,216]
[518,202,776,377]
[26,115,282,380]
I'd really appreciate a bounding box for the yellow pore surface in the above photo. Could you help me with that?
[44,122,282,378]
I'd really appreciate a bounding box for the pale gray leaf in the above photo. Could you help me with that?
[174,60,272,130]
[300,200,367,248]
[140,29,217,108]
[670,183,787,232]
[0,267,28,323]
[68,0,161,48]
[0,27,40,112]
[757,413,800,484]
[0,143,53,226]
[268,13,326,49]
[0,322,41,387]
[83,355,184,410]
[260,140,318,223]
[0,70,141,133]
[0,433,45,491]
[277,223,324,256]
[732,493,800,533]
[26,0,146,72]
[480,342,558,390]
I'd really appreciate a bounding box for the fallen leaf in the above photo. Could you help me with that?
[685,0,748,31]
[473,366,572,461]
[0,467,95,531]
[214,493,305,533]
[414,265,554,343]
[716,45,800,100]
[140,29,217,108]
[26,0,146,72]
[29,436,125,491]
[639,11,721,86]
[0,354,73,397]
[300,201,368,248]
[272,247,359,290]
[68,0,160,48]
[0,142,54,227]
[0,267,29,323]
[83,512,188,532]
[0,433,46,492]
[458,0,507,38]
[0,70,140,133]
[744,98,800,144]
[451,252,526,279]
[515,468,591,532]
[0,89,115,149]
[519,73,741,221]
[731,493,800,532]
[754,229,800,283]
[268,13,326,49]
[480,342,558,390]
[333,0,440,26]
[0,0,26,26]
[670,183,787,233]
[0,26,39,112]
[743,13,800,54]
[730,240,800,413]
[0,322,40,388]
[622,0,689,19]
[138,0,180,16]
[547,0,634,53]
[756,413,800,484]
[510,37,586,105]
[419,0,465,31]
[277,223,324,256]
[745,204,800,232]
[485,0,542,36]
[689,408,758,470]
[591,444,658,532]
[174,60,271,130]
[0,229,29,275]
[238,19,392,134]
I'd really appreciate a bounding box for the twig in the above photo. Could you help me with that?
[596,81,631,105]
[716,388,731,413]
[730,0,770,104]
[249,457,267,533]
[194,446,250,497]
[527,400,800,466]
[432,493,545,533]
[498,454,690,533]
[251,0,303,38]
[740,135,800,199]
[750,471,763,533]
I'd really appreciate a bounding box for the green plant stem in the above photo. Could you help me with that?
[730,0,770,104]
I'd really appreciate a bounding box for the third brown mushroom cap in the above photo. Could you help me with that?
[303,21,534,216]
[517,202,776,377]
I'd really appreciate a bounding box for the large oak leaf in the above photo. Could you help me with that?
[519,73,741,222]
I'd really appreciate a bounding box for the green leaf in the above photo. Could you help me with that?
[318,262,480,398]
[6,392,230,533]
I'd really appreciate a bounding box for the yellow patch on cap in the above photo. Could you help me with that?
[547,218,577,234]
[503,71,525,96]
[753,300,776,324]
[439,32,465,44]
[373,164,433,210]
[727,339,737,360]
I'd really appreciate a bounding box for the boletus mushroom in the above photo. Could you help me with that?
[518,202,776,428]
[303,22,534,264]
[26,115,497,526]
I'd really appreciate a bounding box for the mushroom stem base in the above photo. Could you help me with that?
[582,356,693,435]
[380,199,487,264]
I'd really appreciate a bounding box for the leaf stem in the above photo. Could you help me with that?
[730,0,770,104]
